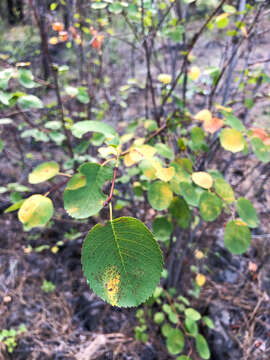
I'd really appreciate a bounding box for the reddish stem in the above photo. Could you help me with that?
[104,167,118,206]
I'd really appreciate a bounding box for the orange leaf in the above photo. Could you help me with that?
[92,35,104,50]
[59,31,68,42]
[52,22,64,32]
[204,117,224,134]
[251,128,270,145]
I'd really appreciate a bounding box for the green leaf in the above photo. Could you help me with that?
[28,161,59,184]
[0,91,12,105]
[109,3,123,14]
[17,95,43,109]
[180,182,199,206]
[214,178,235,204]
[152,216,173,242]
[224,114,245,131]
[199,192,222,222]
[21,129,49,142]
[185,317,198,336]
[195,334,210,359]
[18,194,54,230]
[170,162,191,195]
[92,2,107,9]
[169,311,179,324]
[148,181,173,211]
[71,120,117,139]
[155,143,174,160]
[161,323,172,337]
[251,137,270,163]
[0,69,13,90]
[4,200,24,213]
[185,308,201,321]
[190,126,206,151]
[224,220,251,254]
[0,139,3,153]
[77,87,90,104]
[169,197,191,229]
[176,356,191,360]
[166,329,185,355]
[64,162,113,219]
[202,316,214,329]
[81,217,163,307]
[154,312,165,324]
[18,69,37,88]
[236,197,259,228]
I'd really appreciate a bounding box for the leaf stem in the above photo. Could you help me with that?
[109,203,113,222]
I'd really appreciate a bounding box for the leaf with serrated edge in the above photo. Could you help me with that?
[81,217,163,307]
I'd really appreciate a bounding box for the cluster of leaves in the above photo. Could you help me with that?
[1,0,269,313]
[0,325,26,353]
[135,285,213,359]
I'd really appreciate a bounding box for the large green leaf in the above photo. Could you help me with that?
[195,334,210,359]
[236,197,258,228]
[71,120,117,139]
[169,197,191,229]
[64,162,113,219]
[81,217,163,307]
[18,194,54,230]
[28,161,59,184]
[166,328,185,355]
[224,220,251,254]
[199,192,222,222]
[148,181,173,210]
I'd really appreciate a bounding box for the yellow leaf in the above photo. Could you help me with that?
[240,25,248,38]
[51,246,59,254]
[155,165,175,182]
[192,172,213,189]
[196,273,206,287]
[195,250,204,259]
[215,104,232,112]
[49,37,59,45]
[120,133,133,144]
[216,13,230,22]
[220,128,245,153]
[157,73,172,85]
[98,146,117,158]
[188,66,200,81]
[194,109,212,123]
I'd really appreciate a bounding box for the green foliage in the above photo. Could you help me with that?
[0,325,26,353]
[1,0,268,332]
[41,280,56,293]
